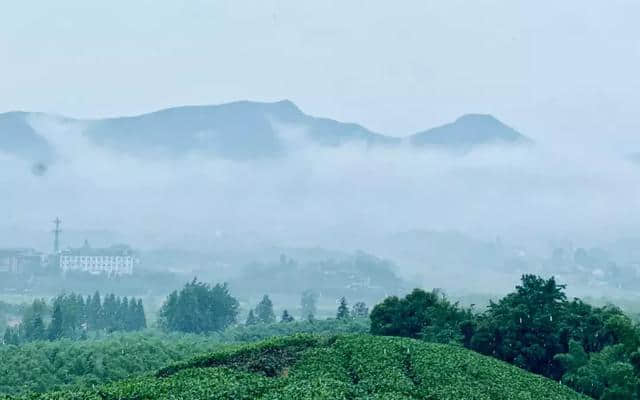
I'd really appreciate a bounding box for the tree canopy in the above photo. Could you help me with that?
[158,279,238,333]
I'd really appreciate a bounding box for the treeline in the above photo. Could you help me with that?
[3,292,146,345]
[0,332,225,396]
[370,274,640,400]
[246,293,369,325]
[157,279,370,334]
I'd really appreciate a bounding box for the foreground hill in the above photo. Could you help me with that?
[5,334,586,400]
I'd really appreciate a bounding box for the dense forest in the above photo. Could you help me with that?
[2,275,640,399]
[3,292,146,345]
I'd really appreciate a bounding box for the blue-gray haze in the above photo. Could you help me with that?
[1,1,639,293]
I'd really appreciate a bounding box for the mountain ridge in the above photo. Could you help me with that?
[0,100,532,164]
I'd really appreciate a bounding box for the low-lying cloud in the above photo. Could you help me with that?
[1,113,639,263]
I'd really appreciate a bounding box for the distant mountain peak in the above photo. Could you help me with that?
[455,113,500,123]
[272,99,300,111]
[409,114,532,150]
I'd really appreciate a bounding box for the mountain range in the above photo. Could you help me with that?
[0,100,531,164]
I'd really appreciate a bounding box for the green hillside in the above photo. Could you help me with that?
[4,334,587,400]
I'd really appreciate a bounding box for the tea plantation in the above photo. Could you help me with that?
[4,334,587,400]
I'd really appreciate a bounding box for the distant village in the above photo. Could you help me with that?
[0,218,138,278]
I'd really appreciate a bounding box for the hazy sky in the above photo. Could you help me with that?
[1,1,640,149]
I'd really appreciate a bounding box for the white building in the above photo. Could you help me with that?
[59,241,137,276]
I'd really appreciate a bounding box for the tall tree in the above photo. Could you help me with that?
[352,302,369,318]
[300,290,317,320]
[470,275,572,378]
[76,295,87,330]
[102,294,118,332]
[135,299,147,330]
[3,327,19,345]
[87,291,102,331]
[280,310,294,323]
[48,302,64,341]
[255,295,275,324]
[125,298,137,331]
[245,310,257,326]
[337,297,350,320]
[281,310,294,323]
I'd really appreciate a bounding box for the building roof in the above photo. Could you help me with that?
[60,241,136,257]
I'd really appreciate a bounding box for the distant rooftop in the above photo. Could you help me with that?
[60,241,135,257]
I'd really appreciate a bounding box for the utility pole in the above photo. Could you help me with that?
[52,217,61,254]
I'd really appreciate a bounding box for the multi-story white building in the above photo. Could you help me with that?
[59,241,137,276]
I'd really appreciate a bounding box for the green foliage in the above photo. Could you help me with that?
[557,343,640,399]
[369,274,640,397]
[300,290,317,320]
[224,318,369,343]
[4,293,146,346]
[0,331,228,396]
[280,310,294,323]
[370,288,470,343]
[470,275,627,379]
[0,317,369,396]
[336,297,350,320]
[245,310,257,325]
[158,279,238,333]
[470,275,569,377]
[4,334,588,399]
[0,301,24,335]
[255,295,276,324]
[352,301,369,318]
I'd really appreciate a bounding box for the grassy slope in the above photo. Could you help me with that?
[4,334,587,400]
[0,319,369,396]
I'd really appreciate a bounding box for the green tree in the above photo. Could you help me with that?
[255,295,275,324]
[29,314,46,341]
[158,279,239,333]
[245,310,258,326]
[301,290,318,320]
[557,343,639,399]
[352,302,369,318]
[370,289,468,340]
[76,294,87,330]
[3,326,19,345]
[281,310,294,323]
[102,294,118,332]
[135,299,147,330]
[337,297,350,320]
[125,298,138,331]
[48,302,64,341]
[116,297,129,332]
[87,291,102,331]
[470,275,568,378]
